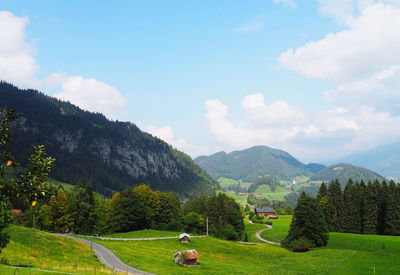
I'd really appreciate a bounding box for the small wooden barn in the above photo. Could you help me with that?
[179,233,190,243]
[174,249,200,267]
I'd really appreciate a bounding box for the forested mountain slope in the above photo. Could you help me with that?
[195,145,325,181]
[0,82,218,197]
[309,163,385,185]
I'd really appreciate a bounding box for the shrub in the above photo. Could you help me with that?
[283,238,311,252]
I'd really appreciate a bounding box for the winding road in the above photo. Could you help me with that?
[248,220,281,246]
[63,235,155,275]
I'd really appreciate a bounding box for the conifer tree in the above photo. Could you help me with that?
[342,179,361,233]
[283,192,328,250]
[384,181,400,235]
[377,180,389,235]
[361,181,378,234]
[326,179,344,232]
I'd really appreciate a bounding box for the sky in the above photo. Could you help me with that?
[1,0,400,163]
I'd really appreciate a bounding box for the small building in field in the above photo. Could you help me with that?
[179,233,190,243]
[255,207,276,218]
[174,249,200,266]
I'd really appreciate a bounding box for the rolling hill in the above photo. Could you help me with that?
[195,145,325,182]
[0,82,218,197]
[309,163,385,185]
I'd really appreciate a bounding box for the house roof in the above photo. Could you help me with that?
[174,249,200,260]
[179,233,190,239]
[255,207,275,213]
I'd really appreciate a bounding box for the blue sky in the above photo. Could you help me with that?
[1,0,400,163]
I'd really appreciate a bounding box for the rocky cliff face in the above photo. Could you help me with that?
[0,82,218,197]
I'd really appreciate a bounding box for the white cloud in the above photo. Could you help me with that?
[232,20,264,33]
[279,3,400,82]
[0,11,127,119]
[53,76,127,119]
[205,96,317,149]
[205,94,400,161]
[0,11,39,88]
[274,0,297,8]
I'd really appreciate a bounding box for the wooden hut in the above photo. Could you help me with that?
[179,233,190,243]
[174,249,200,267]
[255,207,277,218]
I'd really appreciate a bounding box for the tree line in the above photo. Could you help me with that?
[317,179,400,235]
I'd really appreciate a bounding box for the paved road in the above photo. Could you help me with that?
[63,235,155,275]
[249,220,281,246]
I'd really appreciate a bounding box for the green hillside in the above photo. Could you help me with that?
[0,82,218,198]
[0,225,111,274]
[309,163,385,186]
[195,146,325,182]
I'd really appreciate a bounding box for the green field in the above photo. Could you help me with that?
[261,215,292,243]
[86,235,357,274]
[254,184,291,201]
[0,225,115,274]
[105,229,182,238]
[243,219,266,243]
[218,191,248,204]
[217,177,252,190]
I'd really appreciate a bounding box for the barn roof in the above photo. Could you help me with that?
[174,249,200,260]
[255,207,275,213]
[179,233,190,239]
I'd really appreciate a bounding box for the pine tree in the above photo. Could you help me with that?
[326,180,344,232]
[318,182,328,197]
[361,181,378,234]
[283,192,328,250]
[377,180,389,235]
[342,179,361,233]
[384,181,400,235]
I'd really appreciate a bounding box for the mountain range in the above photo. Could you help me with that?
[195,146,325,182]
[195,146,385,184]
[0,82,218,197]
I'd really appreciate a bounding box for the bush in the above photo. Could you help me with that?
[221,224,239,240]
[282,237,311,252]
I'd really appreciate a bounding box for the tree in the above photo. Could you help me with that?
[0,108,18,253]
[384,181,400,235]
[342,179,361,233]
[361,181,378,234]
[282,192,328,251]
[325,180,344,232]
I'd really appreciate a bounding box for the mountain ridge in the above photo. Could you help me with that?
[0,82,218,197]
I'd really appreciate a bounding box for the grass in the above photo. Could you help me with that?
[218,191,247,204]
[217,177,252,190]
[85,235,357,274]
[105,229,182,238]
[254,184,291,201]
[260,215,292,243]
[0,225,117,274]
[243,218,266,243]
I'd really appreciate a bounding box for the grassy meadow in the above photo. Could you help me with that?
[0,225,117,274]
[243,218,267,243]
[254,184,291,201]
[105,229,182,238]
[261,215,292,243]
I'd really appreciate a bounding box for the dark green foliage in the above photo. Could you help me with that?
[361,181,378,234]
[283,192,328,251]
[183,193,244,240]
[326,180,344,232]
[195,146,320,182]
[0,201,11,253]
[384,181,400,235]
[0,82,218,198]
[377,180,389,235]
[318,182,327,197]
[342,179,361,233]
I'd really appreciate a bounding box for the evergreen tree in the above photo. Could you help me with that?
[326,180,344,232]
[283,192,328,251]
[384,181,400,235]
[377,180,389,235]
[361,181,378,234]
[342,179,361,233]
[318,182,328,197]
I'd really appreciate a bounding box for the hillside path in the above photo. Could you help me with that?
[250,220,281,246]
[62,234,155,275]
